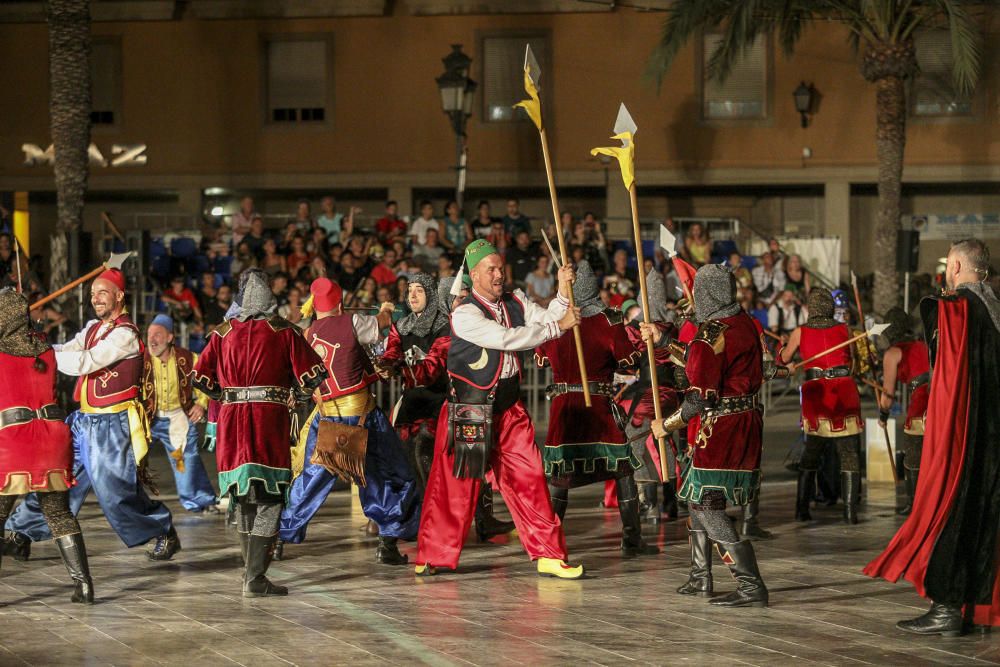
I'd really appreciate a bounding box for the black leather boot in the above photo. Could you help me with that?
[55,533,94,604]
[898,468,918,516]
[3,531,31,561]
[272,538,284,562]
[677,525,713,596]
[243,534,288,597]
[741,496,774,540]
[375,536,409,565]
[843,470,861,525]
[896,602,963,637]
[617,477,659,557]
[662,480,679,520]
[146,525,181,561]
[639,482,660,524]
[795,470,815,521]
[549,485,568,522]
[709,540,768,608]
[475,485,515,542]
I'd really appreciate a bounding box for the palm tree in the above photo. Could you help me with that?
[45,0,91,301]
[647,1,982,313]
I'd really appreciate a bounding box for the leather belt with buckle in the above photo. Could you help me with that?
[220,386,290,405]
[704,393,761,418]
[0,404,67,430]
[909,371,931,392]
[804,366,852,381]
[545,382,614,400]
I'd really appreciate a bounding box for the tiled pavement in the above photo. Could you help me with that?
[1,411,997,666]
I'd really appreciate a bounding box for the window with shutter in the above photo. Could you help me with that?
[912,30,972,117]
[90,38,121,126]
[701,34,767,120]
[481,34,549,123]
[265,37,331,124]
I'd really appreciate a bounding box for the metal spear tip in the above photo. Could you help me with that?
[659,225,678,258]
[104,251,134,270]
[613,103,637,143]
[523,44,541,87]
[450,262,465,297]
[850,270,858,288]
[866,322,890,338]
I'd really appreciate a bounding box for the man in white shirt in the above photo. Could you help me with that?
[414,239,585,579]
[408,200,439,246]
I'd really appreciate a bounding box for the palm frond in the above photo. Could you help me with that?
[933,0,983,95]
[645,0,734,89]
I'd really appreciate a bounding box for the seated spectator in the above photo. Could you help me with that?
[308,226,329,258]
[503,197,531,236]
[729,251,753,291]
[486,221,510,251]
[161,276,202,322]
[203,284,233,332]
[230,196,255,248]
[599,288,612,308]
[437,255,455,279]
[375,200,407,245]
[231,240,258,278]
[506,230,539,287]
[604,248,637,296]
[767,237,786,271]
[339,206,360,245]
[752,252,786,305]
[354,277,378,307]
[784,254,811,299]
[244,214,268,257]
[375,286,394,306]
[196,271,218,314]
[621,298,641,323]
[750,298,769,331]
[327,242,342,265]
[270,272,290,307]
[278,286,307,329]
[525,255,555,307]
[278,221,298,254]
[441,200,472,251]
[395,276,410,306]
[683,222,712,267]
[409,200,439,246]
[338,253,363,292]
[260,238,287,275]
[316,196,341,241]
[412,227,444,269]
[286,235,313,278]
[570,244,586,266]
[307,255,329,281]
[473,200,496,239]
[767,289,806,336]
[293,200,314,234]
[370,248,398,287]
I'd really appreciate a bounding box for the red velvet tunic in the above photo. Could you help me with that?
[0,350,73,493]
[679,311,764,505]
[537,311,641,483]
[895,340,930,435]
[193,318,325,497]
[798,324,863,437]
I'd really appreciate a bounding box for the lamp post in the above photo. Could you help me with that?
[436,44,477,212]
[793,81,814,128]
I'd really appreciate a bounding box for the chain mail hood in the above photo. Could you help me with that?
[806,288,836,328]
[438,276,457,315]
[642,268,673,323]
[693,264,740,323]
[573,260,604,317]
[883,306,914,344]
[230,269,277,321]
[0,288,49,358]
[397,272,447,337]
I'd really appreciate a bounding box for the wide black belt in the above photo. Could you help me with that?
[804,366,851,381]
[909,371,931,392]
[545,382,613,400]
[220,386,290,405]
[0,404,66,429]
[704,393,761,418]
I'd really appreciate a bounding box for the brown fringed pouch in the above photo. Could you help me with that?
[310,419,369,487]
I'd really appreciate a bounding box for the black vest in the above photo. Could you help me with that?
[448,291,526,403]
[400,323,451,394]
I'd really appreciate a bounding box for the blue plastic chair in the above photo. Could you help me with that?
[170,237,198,259]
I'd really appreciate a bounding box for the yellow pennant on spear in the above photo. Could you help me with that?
[513,44,591,406]
[590,105,668,481]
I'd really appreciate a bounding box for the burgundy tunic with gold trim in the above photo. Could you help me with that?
[895,340,930,435]
[0,350,73,494]
[798,324,862,437]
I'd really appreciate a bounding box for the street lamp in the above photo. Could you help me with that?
[793,81,814,128]
[436,44,477,211]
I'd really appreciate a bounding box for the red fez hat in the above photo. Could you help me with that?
[310,277,342,312]
[96,268,126,291]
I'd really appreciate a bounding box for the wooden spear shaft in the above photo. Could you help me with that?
[629,184,669,482]
[30,265,106,310]
[539,127,591,407]
[790,331,873,371]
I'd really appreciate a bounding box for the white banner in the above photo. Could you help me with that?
[907,213,1000,240]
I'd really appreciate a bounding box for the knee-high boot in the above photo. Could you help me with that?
[842,470,861,525]
[616,476,659,557]
[677,521,713,596]
[549,485,568,522]
[55,533,95,604]
[475,484,515,541]
[741,496,773,540]
[709,540,768,608]
[662,479,679,519]
[795,470,815,521]
[244,534,288,597]
[899,468,918,516]
[639,482,660,524]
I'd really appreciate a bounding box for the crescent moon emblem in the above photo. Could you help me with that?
[468,348,489,370]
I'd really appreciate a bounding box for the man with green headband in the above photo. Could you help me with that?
[415,239,585,579]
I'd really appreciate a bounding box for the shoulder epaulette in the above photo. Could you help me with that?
[265,314,295,333]
[694,320,729,355]
[213,320,233,338]
[602,308,624,327]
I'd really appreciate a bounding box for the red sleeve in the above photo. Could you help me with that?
[685,339,724,400]
[286,328,325,389]
[405,335,450,386]
[612,322,642,367]
[535,339,554,367]
[192,333,219,393]
[382,325,403,365]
